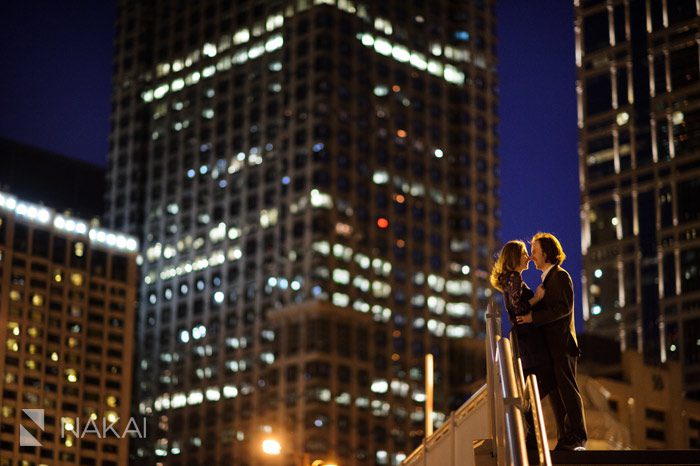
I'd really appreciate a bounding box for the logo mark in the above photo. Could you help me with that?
[20,409,44,447]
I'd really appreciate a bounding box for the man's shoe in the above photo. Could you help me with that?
[554,443,586,451]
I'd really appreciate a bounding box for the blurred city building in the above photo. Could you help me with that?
[104,0,499,464]
[0,138,105,220]
[555,334,700,450]
[0,191,139,466]
[264,301,485,464]
[575,0,700,398]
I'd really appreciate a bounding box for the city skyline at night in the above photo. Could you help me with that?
[0,2,583,332]
[103,0,499,464]
[3,0,700,463]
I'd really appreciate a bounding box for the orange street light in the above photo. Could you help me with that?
[261,438,338,466]
[261,438,282,456]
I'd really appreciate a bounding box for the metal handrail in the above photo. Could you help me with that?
[510,324,552,466]
[485,301,553,466]
[512,343,551,465]
[497,338,528,465]
[526,375,552,466]
[484,305,502,460]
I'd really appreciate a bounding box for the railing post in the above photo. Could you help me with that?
[497,338,528,466]
[494,347,506,463]
[485,303,500,458]
[527,375,552,466]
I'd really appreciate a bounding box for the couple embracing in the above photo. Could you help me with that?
[490,232,587,452]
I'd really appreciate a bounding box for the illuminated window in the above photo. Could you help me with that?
[332,293,350,307]
[371,379,389,393]
[373,85,389,96]
[332,269,350,285]
[65,369,78,383]
[233,29,250,45]
[6,339,18,352]
[71,273,83,286]
[202,43,217,57]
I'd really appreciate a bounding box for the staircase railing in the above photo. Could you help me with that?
[485,302,552,466]
[402,303,552,466]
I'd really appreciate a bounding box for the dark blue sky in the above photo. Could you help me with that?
[0,2,115,166]
[0,1,583,330]
[497,1,581,329]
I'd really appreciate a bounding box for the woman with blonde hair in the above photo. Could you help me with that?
[490,240,553,397]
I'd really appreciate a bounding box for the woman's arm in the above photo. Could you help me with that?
[506,273,531,315]
[502,276,517,321]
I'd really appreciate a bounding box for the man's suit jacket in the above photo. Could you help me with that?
[531,264,580,358]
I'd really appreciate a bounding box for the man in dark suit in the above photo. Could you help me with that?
[516,232,587,451]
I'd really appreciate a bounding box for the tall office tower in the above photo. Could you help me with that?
[576,0,700,398]
[0,191,138,466]
[105,1,499,464]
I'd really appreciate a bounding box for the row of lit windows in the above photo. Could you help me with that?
[144,48,470,145]
[146,130,486,200]
[141,275,481,340]
[584,59,698,121]
[142,182,475,273]
[140,169,477,254]
[2,253,130,292]
[147,60,493,128]
[584,178,700,249]
[147,382,444,426]
[145,71,491,138]
[586,247,700,312]
[5,331,124,353]
[0,193,137,253]
[142,0,481,99]
[0,445,119,465]
[142,97,486,196]
[140,290,483,334]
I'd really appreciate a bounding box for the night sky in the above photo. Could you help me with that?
[0,1,583,330]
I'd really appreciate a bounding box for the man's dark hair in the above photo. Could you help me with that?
[531,232,566,266]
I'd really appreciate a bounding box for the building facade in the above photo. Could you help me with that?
[576,0,700,398]
[0,191,139,466]
[262,301,485,465]
[539,349,700,450]
[588,350,700,449]
[105,1,499,464]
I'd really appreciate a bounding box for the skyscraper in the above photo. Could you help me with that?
[0,191,138,466]
[105,1,498,464]
[576,0,700,398]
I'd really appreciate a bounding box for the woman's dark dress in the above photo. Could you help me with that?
[501,271,554,397]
